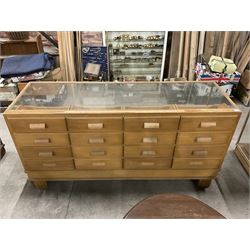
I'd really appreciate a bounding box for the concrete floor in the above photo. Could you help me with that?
[0,102,249,219]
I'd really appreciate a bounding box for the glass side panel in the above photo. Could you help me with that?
[11,83,71,110]
[164,82,232,108]
[9,81,234,111]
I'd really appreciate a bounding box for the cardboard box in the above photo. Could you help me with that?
[240,70,250,90]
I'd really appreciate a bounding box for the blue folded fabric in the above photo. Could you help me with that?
[0,53,54,78]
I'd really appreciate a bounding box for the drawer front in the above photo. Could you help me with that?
[20,147,72,159]
[124,146,174,158]
[70,132,123,146]
[75,159,122,170]
[72,146,123,158]
[174,145,226,158]
[8,118,67,133]
[179,116,238,131]
[124,132,176,145]
[124,116,180,131]
[176,132,231,145]
[24,159,74,171]
[172,158,222,169]
[124,158,172,170]
[14,133,69,146]
[67,117,122,132]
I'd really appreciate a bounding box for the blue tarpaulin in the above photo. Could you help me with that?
[0,53,54,78]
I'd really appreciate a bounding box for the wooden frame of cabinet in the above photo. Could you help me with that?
[4,81,241,189]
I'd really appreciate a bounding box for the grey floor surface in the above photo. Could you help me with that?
[0,102,249,219]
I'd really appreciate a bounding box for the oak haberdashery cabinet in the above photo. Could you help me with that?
[4,81,241,189]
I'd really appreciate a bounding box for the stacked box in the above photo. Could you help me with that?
[195,63,240,96]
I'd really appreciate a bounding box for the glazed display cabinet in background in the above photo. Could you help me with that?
[4,81,241,189]
[105,31,167,81]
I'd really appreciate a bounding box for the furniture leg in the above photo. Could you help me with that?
[196,179,212,189]
[32,180,48,189]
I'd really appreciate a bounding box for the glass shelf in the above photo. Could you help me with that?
[112,47,164,50]
[107,39,164,43]
[111,64,162,69]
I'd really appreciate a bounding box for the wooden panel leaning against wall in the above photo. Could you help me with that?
[166,31,250,80]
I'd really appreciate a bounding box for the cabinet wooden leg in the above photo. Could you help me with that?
[32,181,48,189]
[196,179,212,189]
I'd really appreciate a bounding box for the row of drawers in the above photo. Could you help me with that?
[13,131,232,146]
[23,158,223,171]
[9,115,235,172]
[19,145,226,159]
[8,115,238,133]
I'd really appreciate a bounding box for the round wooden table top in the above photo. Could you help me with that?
[124,193,225,219]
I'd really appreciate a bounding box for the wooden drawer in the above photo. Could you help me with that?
[124,158,172,169]
[14,133,69,146]
[124,146,174,158]
[179,115,239,131]
[24,159,74,171]
[72,146,123,158]
[172,158,222,169]
[124,116,180,131]
[8,118,67,133]
[124,132,176,145]
[67,117,122,132]
[174,145,226,158]
[70,132,122,146]
[20,147,72,159]
[75,159,122,170]
[176,132,231,145]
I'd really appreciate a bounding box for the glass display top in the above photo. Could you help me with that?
[8,81,235,111]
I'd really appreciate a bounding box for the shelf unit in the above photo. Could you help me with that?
[105,31,167,81]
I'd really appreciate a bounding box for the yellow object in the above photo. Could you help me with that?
[208,55,237,74]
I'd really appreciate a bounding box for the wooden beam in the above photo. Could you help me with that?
[58,31,76,81]
[235,32,249,64]
[222,32,229,58]
[76,31,83,81]
[168,32,181,78]
[204,31,216,61]
[188,32,198,80]
[176,31,184,78]
[215,32,224,57]
[237,39,250,73]
[182,31,190,79]
[198,31,205,56]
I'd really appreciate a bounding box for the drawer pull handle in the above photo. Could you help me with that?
[88,138,105,144]
[29,123,46,129]
[42,163,57,167]
[34,138,50,144]
[189,161,203,165]
[144,122,159,129]
[38,152,53,157]
[200,122,217,128]
[142,137,158,144]
[141,162,155,166]
[192,150,208,156]
[90,151,106,156]
[92,162,106,167]
[88,123,103,129]
[142,150,156,156]
[196,137,212,143]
